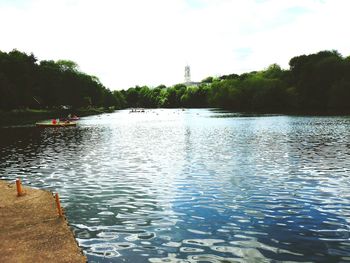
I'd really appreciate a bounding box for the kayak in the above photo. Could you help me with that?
[60,117,80,122]
[36,122,77,127]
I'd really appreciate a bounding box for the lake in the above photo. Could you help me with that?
[1,109,350,262]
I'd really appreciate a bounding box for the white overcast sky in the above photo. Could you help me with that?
[1,0,350,90]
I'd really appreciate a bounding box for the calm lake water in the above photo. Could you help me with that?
[1,109,350,262]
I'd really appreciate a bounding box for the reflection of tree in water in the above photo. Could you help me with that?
[0,127,96,187]
[61,123,180,259]
[167,117,350,261]
[0,125,167,256]
[0,127,45,182]
[2,113,350,262]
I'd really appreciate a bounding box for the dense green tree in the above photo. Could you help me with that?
[0,49,123,110]
[202,76,214,83]
[2,49,350,113]
[113,90,127,109]
[181,85,209,108]
[56,60,80,72]
[0,50,38,108]
[125,87,140,107]
[289,50,345,110]
[219,73,239,81]
[328,80,350,110]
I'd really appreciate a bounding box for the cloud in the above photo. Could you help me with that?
[0,0,350,89]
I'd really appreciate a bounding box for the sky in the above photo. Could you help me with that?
[0,0,350,90]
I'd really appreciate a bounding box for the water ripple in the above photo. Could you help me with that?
[1,110,350,262]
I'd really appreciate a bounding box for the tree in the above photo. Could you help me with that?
[56,60,79,72]
[289,50,344,110]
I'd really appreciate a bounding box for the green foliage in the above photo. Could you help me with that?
[2,49,350,113]
[113,90,127,109]
[202,76,214,83]
[328,80,350,110]
[118,50,350,113]
[56,60,80,72]
[0,49,124,110]
[289,50,346,111]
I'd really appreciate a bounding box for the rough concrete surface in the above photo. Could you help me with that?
[0,180,86,263]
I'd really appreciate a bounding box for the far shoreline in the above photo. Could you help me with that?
[0,107,116,126]
[2,107,350,127]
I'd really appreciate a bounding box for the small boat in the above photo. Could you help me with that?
[68,116,80,121]
[61,117,80,122]
[36,122,77,127]
[61,115,80,121]
[129,108,145,113]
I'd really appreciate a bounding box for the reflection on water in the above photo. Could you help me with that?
[1,109,350,262]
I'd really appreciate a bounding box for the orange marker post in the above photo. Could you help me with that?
[55,193,63,217]
[16,179,24,196]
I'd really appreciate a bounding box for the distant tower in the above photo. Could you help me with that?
[184,65,191,83]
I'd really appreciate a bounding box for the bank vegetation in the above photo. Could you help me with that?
[1,49,349,115]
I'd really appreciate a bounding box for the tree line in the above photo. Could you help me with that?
[121,50,350,113]
[1,49,350,113]
[0,49,125,110]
